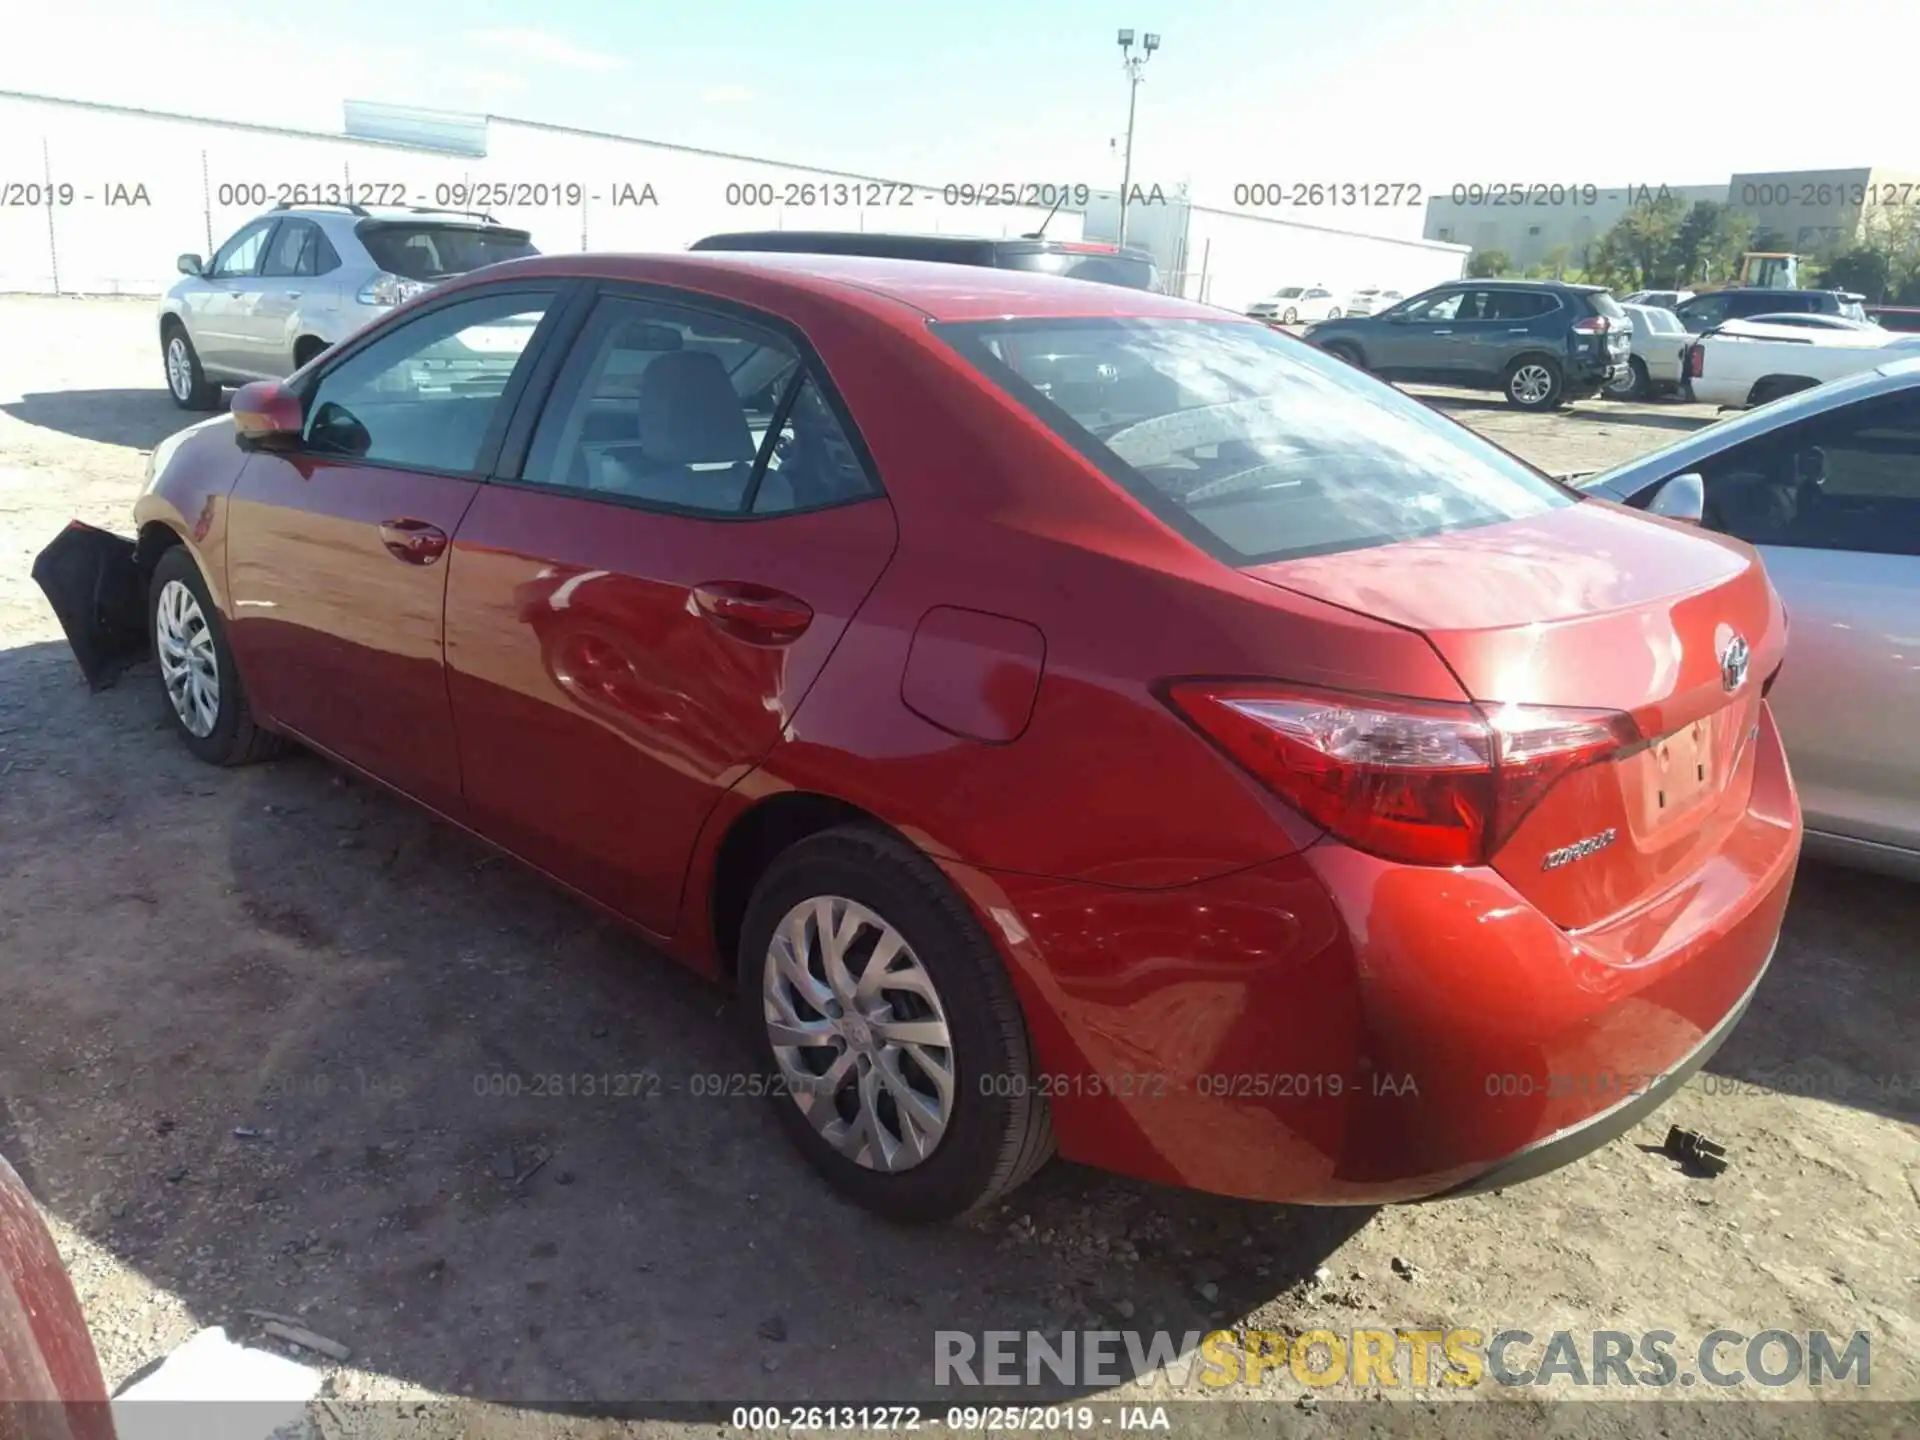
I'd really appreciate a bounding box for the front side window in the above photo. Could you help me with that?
[302,290,553,471]
[1659,392,1920,555]
[1408,290,1466,321]
[211,221,274,279]
[935,317,1572,565]
[521,294,876,515]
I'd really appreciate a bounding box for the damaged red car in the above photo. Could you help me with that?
[35,253,1801,1222]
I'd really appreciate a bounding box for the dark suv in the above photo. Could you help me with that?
[689,231,1162,291]
[1673,288,1868,333]
[1303,280,1631,410]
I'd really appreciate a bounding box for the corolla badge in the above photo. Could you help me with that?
[1541,828,1617,871]
[1720,633,1751,693]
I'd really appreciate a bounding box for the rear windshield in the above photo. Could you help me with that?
[1587,291,1627,320]
[934,317,1572,565]
[999,249,1160,291]
[357,223,538,281]
[1839,297,1867,321]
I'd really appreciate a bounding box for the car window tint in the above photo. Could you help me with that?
[522,293,875,515]
[936,316,1572,565]
[1485,291,1555,320]
[302,291,552,472]
[261,221,317,279]
[1417,291,1466,321]
[1681,392,1920,556]
[211,221,273,278]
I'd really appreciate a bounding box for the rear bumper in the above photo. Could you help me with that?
[941,710,1800,1206]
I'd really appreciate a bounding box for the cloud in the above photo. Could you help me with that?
[463,28,625,73]
[701,84,756,105]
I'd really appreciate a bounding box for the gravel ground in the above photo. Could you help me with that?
[1,295,1915,1437]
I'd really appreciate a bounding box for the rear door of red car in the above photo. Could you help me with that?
[225,283,568,818]
[443,284,897,937]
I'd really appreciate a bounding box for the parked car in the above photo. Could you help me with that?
[1343,287,1404,317]
[1246,286,1342,324]
[690,231,1162,291]
[1739,312,1883,332]
[1621,288,1695,311]
[1683,320,1917,409]
[1674,288,1869,334]
[1305,279,1632,410]
[1577,357,1920,879]
[41,253,1799,1222]
[1606,302,1691,399]
[160,202,539,410]
[0,1151,116,1434]
[1866,305,1920,333]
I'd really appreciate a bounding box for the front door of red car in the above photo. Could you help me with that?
[444,290,897,937]
[224,285,565,817]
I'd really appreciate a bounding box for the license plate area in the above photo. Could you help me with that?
[1624,718,1719,835]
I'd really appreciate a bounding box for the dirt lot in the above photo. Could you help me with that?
[1,296,1916,1436]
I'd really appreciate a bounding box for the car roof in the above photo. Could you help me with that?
[458,251,1222,322]
[693,230,1156,259]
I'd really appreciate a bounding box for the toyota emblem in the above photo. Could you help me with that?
[1720,634,1751,693]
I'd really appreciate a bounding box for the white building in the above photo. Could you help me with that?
[0,90,1079,296]
[1082,190,1469,312]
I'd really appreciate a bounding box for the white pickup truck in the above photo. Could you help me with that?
[1687,319,1920,409]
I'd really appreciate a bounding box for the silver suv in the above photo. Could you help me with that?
[159,202,539,409]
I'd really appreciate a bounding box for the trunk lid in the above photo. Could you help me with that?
[1247,499,1787,929]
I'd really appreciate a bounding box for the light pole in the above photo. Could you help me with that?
[1115,28,1159,248]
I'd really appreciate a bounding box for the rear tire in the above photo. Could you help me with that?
[162,324,220,411]
[1326,307,1342,319]
[292,336,329,371]
[149,546,288,766]
[1323,342,1366,370]
[1504,355,1565,410]
[1282,307,1299,325]
[737,826,1054,1222]
[1605,357,1650,401]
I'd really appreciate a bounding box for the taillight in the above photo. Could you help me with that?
[1571,315,1612,334]
[1687,345,1704,378]
[357,272,432,308]
[1162,682,1641,867]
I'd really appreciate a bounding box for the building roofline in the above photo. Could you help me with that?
[0,88,459,156]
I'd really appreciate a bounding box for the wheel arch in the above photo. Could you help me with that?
[704,790,907,987]
[1747,374,1819,407]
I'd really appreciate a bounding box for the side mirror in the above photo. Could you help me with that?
[1648,472,1706,525]
[177,254,205,277]
[231,380,304,448]
[1388,312,1411,324]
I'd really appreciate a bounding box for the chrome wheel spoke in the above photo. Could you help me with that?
[761,893,957,1175]
[154,579,219,737]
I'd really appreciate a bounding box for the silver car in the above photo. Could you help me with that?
[1577,357,1920,879]
[159,203,538,409]
[1605,302,1691,400]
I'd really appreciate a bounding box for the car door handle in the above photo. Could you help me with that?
[284,290,302,299]
[1507,327,1530,333]
[378,518,449,565]
[690,581,813,645]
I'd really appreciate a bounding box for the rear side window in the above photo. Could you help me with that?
[999,249,1159,290]
[1585,291,1627,321]
[935,317,1572,565]
[357,223,538,281]
[1485,291,1558,320]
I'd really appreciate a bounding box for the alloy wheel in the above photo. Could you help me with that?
[166,336,193,402]
[1510,363,1555,405]
[155,578,219,736]
[762,895,956,1173]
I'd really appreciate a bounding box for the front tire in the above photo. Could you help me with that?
[1323,342,1365,370]
[738,826,1054,1222]
[1504,356,1565,410]
[1282,307,1299,325]
[162,325,220,411]
[1327,307,1342,319]
[149,546,287,766]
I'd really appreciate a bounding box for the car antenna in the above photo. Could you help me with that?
[1023,193,1069,240]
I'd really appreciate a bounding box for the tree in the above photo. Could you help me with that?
[1613,193,1689,287]
[1698,207,1759,286]
[1467,248,1511,279]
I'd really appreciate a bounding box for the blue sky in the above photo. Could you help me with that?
[2,0,1907,241]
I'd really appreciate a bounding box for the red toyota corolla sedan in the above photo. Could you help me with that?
[61,253,1800,1221]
